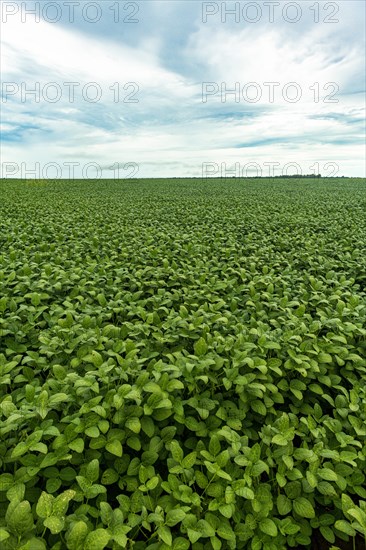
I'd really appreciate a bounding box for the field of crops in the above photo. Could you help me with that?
[0,177,365,550]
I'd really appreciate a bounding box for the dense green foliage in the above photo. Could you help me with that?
[0,178,365,550]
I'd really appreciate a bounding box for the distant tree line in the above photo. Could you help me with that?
[272,174,322,178]
[248,174,322,179]
[221,174,324,179]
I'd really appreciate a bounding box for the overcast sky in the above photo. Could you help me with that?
[1,0,365,178]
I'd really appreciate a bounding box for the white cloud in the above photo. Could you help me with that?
[1,2,365,177]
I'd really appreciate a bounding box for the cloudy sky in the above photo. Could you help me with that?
[1,0,365,178]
